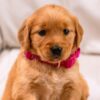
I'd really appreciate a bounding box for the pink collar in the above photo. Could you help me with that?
[24,48,80,69]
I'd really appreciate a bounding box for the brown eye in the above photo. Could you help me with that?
[38,30,46,36]
[63,29,70,35]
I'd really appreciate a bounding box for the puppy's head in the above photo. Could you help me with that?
[18,5,83,63]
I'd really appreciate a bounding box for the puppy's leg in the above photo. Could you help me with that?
[2,63,16,100]
[11,88,38,100]
[11,82,38,100]
[60,82,82,100]
[15,94,37,100]
[80,75,89,100]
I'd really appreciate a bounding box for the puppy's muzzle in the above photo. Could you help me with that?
[50,45,62,59]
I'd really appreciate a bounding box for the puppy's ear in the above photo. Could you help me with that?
[73,16,83,48]
[18,20,31,50]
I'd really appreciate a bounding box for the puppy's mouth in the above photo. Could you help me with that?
[39,50,67,64]
[40,55,63,64]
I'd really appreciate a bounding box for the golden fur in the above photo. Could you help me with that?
[2,5,89,100]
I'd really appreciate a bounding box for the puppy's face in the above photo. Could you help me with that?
[18,5,83,63]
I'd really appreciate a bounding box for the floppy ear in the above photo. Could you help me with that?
[73,17,83,48]
[18,20,31,50]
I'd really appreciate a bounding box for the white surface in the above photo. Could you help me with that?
[0,49,100,100]
[0,0,100,53]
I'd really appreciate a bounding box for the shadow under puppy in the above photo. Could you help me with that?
[2,5,89,100]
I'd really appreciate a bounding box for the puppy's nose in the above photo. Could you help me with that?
[50,45,62,58]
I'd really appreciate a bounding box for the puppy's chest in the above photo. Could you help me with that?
[33,72,66,88]
[29,71,68,98]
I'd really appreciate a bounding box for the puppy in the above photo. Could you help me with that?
[2,5,89,100]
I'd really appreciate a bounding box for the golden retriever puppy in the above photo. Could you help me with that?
[2,5,89,100]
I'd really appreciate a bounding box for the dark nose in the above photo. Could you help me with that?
[50,45,62,58]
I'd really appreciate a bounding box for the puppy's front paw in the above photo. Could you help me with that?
[60,82,81,100]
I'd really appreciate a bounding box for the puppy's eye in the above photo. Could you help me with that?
[63,29,70,35]
[38,30,46,36]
